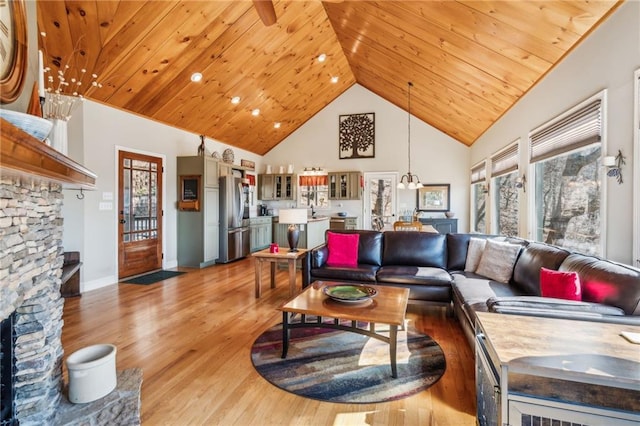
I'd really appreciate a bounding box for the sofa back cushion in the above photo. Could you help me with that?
[559,254,640,315]
[446,233,494,271]
[512,242,571,295]
[324,229,383,266]
[382,232,447,268]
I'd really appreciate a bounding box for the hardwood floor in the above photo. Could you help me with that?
[61,258,476,425]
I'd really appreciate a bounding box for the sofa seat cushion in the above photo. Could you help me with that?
[375,281,452,303]
[376,266,452,286]
[486,296,626,316]
[310,264,378,283]
[451,272,524,305]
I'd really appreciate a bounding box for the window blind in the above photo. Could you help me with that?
[470,161,486,184]
[530,99,602,163]
[491,142,519,178]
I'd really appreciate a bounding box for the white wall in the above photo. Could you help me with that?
[263,84,470,226]
[470,1,640,265]
[64,100,262,291]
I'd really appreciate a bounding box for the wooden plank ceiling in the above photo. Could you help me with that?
[37,1,621,155]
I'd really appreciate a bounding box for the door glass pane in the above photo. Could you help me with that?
[122,156,160,243]
[123,169,131,232]
[132,160,150,170]
[369,177,392,230]
[133,169,150,232]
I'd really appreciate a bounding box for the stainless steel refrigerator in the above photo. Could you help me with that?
[217,175,250,263]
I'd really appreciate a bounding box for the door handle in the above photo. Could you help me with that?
[119,219,126,224]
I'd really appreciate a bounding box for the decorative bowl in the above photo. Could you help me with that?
[0,109,53,141]
[336,212,348,217]
[323,284,377,303]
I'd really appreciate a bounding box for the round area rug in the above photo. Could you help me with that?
[250,322,446,404]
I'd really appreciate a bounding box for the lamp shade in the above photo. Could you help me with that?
[279,208,308,224]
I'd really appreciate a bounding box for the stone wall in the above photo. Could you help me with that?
[0,176,65,425]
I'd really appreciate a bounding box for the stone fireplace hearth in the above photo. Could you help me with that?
[0,178,65,425]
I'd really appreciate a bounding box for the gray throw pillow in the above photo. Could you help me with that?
[464,238,486,272]
[475,239,521,283]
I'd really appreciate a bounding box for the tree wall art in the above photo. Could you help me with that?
[338,113,375,159]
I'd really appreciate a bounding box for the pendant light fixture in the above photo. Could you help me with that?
[397,81,423,190]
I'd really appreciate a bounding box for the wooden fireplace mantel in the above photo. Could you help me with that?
[0,118,96,189]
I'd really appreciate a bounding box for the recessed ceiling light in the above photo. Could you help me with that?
[190,72,203,82]
[252,109,260,116]
[231,96,241,104]
[317,53,327,62]
[274,122,281,129]
[331,76,339,84]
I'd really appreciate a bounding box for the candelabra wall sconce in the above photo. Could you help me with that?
[515,174,527,192]
[604,150,625,184]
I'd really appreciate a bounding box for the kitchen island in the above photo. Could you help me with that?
[273,216,330,250]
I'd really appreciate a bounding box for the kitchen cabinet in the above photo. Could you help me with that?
[250,217,273,252]
[258,174,295,200]
[328,172,361,200]
[418,218,457,233]
[329,216,358,230]
[177,156,222,267]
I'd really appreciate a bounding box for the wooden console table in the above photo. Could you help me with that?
[475,312,640,426]
[252,248,308,298]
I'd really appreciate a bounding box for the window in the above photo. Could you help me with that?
[298,174,329,208]
[530,94,604,255]
[470,161,487,233]
[491,142,519,236]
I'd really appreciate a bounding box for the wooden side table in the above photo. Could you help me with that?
[252,248,308,298]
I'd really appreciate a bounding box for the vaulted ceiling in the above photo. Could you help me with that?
[37,0,621,155]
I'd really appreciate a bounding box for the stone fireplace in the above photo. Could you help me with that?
[1,118,142,426]
[0,177,65,425]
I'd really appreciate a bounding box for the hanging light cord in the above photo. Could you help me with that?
[407,81,413,177]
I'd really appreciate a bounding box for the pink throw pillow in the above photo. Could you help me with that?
[539,267,582,301]
[326,232,359,267]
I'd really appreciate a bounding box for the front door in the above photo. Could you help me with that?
[118,150,163,279]
[363,172,397,231]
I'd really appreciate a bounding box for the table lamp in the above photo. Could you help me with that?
[279,208,308,252]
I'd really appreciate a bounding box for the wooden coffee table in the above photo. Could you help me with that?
[279,281,410,378]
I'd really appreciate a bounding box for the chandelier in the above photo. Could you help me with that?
[397,81,423,190]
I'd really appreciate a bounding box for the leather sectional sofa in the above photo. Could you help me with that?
[305,230,640,347]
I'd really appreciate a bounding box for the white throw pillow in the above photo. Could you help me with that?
[475,239,521,283]
[464,238,487,272]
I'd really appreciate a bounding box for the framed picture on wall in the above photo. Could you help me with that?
[338,112,375,159]
[417,184,450,212]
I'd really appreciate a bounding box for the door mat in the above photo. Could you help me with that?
[120,270,186,285]
[251,321,446,404]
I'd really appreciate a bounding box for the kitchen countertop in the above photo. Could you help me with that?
[271,215,330,223]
